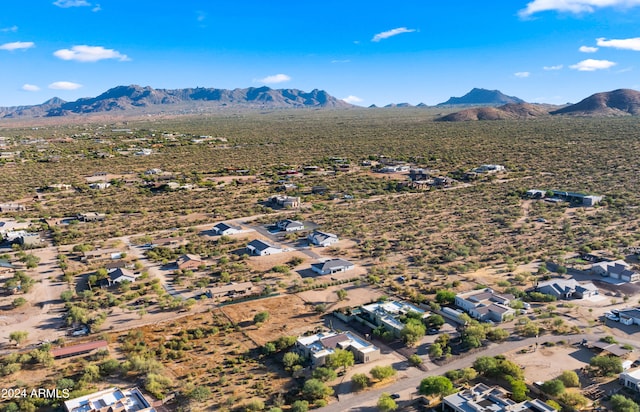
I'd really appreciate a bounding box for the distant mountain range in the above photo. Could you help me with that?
[437,88,640,121]
[437,88,525,106]
[0,85,352,118]
[2,85,640,120]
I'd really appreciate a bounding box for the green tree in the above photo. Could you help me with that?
[336,289,347,301]
[540,379,565,396]
[187,386,211,402]
[486,328,509,342]
[558,370,580,388]
[400,319,426,346]
[11,297,27,308]
[291,400,309,412]
[435,290,456,305]
[301,378,333,401]
[9,331,28,346]
[408,354,423,367]
[508,377,528,402]
[590,355,623,376]
[370,365,397,381]
[473,356,498,375]
[326,348,354,373]
[429,343,443,358]
[352,373,370,390]
[282,351,301,371]
[377,393,398,412]
[244,399,264,411]
[425,314,445,328]
[610,394,640,412]
[418,376,454,397]
[312,367,337,382]
[253,311,270,324]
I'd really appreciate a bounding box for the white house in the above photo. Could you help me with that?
[443,384,555,412]
[591,260,640,283]
[307,230,338,247]
[619,308,640,326]
[311,259,354,276]
[276,219,305,232]
[212,222,241,236]
[535,279,599,299]
[455,288,515,323]
[295,331,380,366]
[246,239,282,256]
[620,369,640,393]
[64,387,155,412]
[108,268,137,286]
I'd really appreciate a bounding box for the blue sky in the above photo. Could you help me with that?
[2,0,640,107]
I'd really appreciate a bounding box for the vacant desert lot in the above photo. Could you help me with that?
[508,343,591,383]
[221,294,322,346]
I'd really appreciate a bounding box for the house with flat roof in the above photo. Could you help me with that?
[82,248,122,264]
[591,260,640,283]
[455,288,515,323]
[360,300,427,337]
[526,189,603,206]
[295,331,380,366]
[63,386,155,412]
[208,282,257,299]
[307,230,339,247]
[77,212,106,222]
[276,219,305,232]
[620,369,640,393]
[246,239,282,256]
[311,258,354,276]
[212,222,241,236]
[535,278,599,300]
[442,383,555,412]
[269,195,300,209]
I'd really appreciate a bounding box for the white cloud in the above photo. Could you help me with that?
[48,81,82,90]
[331,59,351,64]
[569,58,617,71]
[256,74,291,84]
[53,0,91,7]
[543,64,564,70]
[53,45,129,62]
[579,45,599,53]
[520,0,640,16]
[22,84,40,92]
[92,3,101,12]
[372,27,416,42]
[1,26,18,33]
[196,11,207,22]
[0,41,35,51]
[514,71,531,78]
[597,37,640,51]
[342,95,363,104]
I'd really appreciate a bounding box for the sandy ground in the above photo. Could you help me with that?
[297,283,383,312]
[0,246,69,348]
[508,343,592,383]
[222,294,321,346]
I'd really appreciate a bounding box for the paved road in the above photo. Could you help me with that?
[316,330,639,412]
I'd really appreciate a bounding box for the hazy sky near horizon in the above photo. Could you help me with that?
[2,0,640,107]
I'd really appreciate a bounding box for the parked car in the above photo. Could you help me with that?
[427,328,440,335]
[606,314,620,322]
[390,393,400,399]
